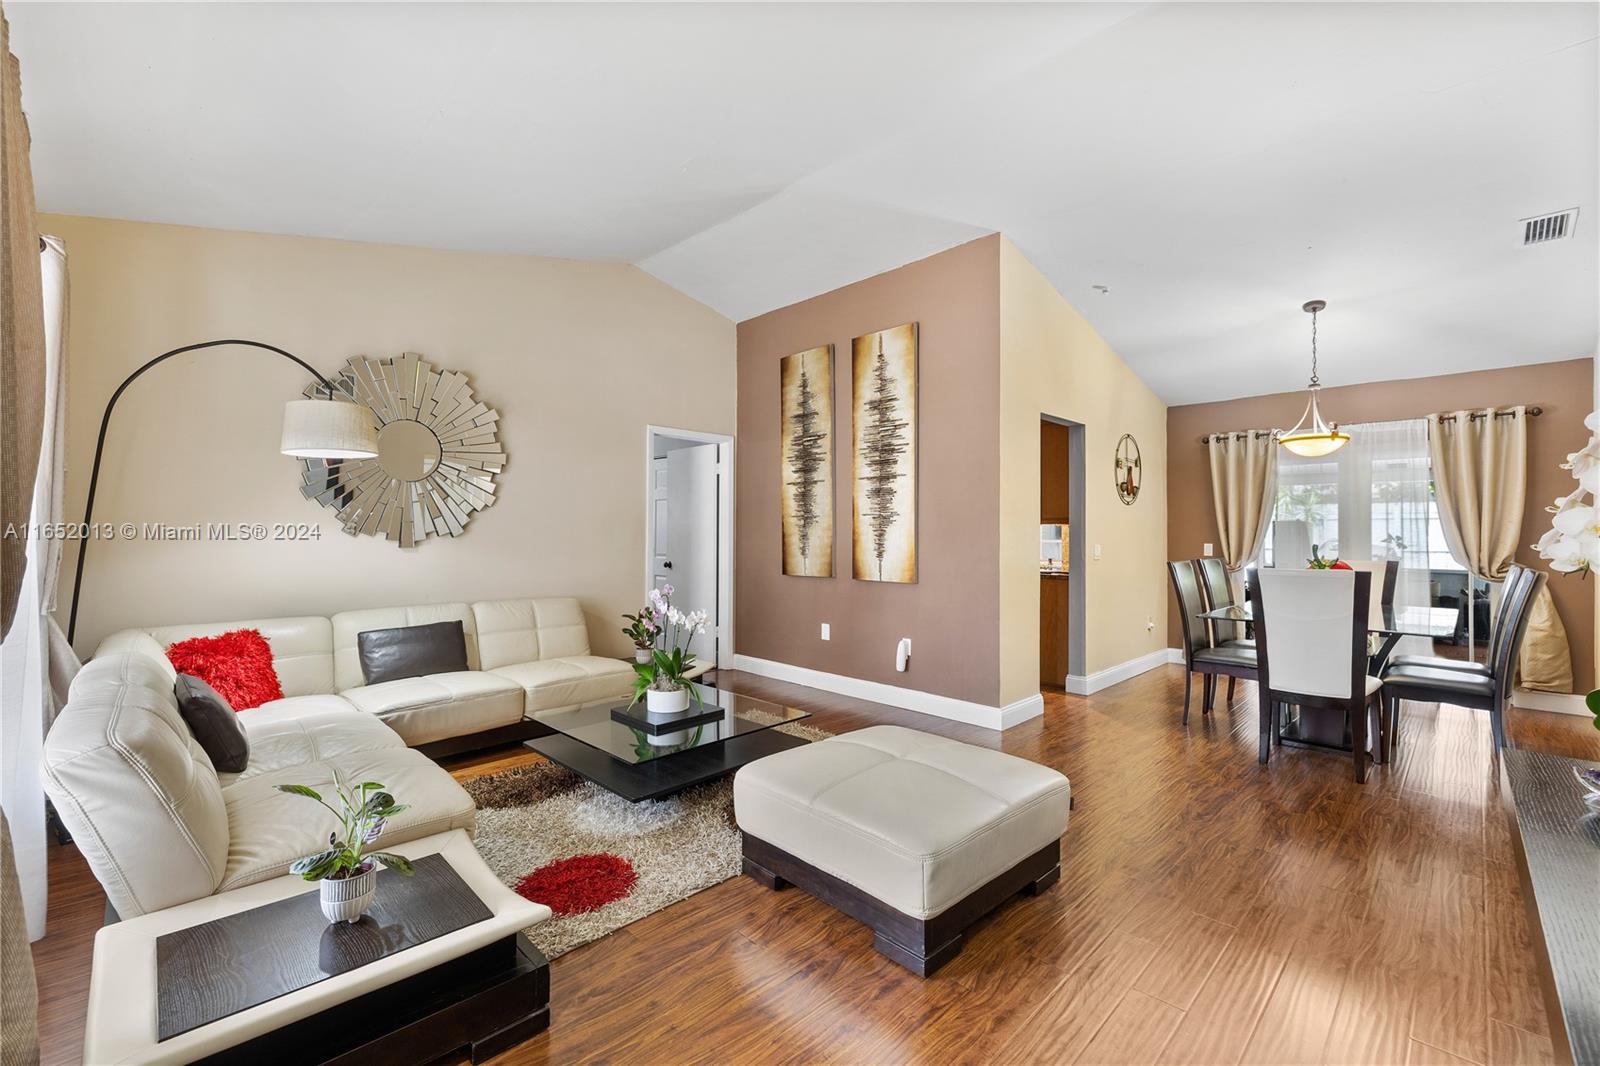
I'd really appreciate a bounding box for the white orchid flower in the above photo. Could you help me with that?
[1566,441,1600,495]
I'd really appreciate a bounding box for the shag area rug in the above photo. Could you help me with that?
[463,721,829,959]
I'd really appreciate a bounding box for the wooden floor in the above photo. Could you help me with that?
[31,665,1600,1066]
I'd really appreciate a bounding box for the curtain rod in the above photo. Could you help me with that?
[1197,406,1543,444]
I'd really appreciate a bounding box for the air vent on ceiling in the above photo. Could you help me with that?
[1521,208,1578,245]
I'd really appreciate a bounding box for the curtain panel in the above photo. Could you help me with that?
[1427,406,1572,692]
[1206,430,1277,584]
[0,5,42,637]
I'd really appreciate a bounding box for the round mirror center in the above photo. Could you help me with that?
[376,419,442,482]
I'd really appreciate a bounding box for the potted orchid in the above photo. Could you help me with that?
[621,607,661,664]
[1533,411,1600,732]
[275,780,414,924]
[631,583,709,717]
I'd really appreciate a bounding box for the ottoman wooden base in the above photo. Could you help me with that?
[741,832,1060,977]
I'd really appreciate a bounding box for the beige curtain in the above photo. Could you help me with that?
[1207,430,1278,584]
[0,8,41,1063]
[1428,406,1572,692]
[1,3,42,637]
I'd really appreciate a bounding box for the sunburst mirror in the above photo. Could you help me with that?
[299,352,505,546]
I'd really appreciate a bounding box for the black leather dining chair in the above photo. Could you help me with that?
[1169,560,1257,725]
[1195,557,1254,703]
[1379,568,1544,753]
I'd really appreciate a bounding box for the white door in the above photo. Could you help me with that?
[651,458,671,590]
[664,443,719,663]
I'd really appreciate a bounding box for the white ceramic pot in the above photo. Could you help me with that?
[635,648,653,664]
[645,686,690,717]
[320,864,377,924]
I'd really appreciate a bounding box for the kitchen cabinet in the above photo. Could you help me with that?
[1040,573,1070,687]
[1041,420,1071,523]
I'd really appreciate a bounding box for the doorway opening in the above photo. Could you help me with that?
[644,426,734,669]
[1040,416,1086,690]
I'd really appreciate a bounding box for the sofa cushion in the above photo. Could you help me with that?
[98,617,334,696]
[174,674,250,773]
[44,653,231,919]
[341,672,525,745]
[733,725,1071,920]
[166,629,284,710]
[473,598,591,670]
[332,603,478,691]
[218,746,476,892]
[356,620,470,685]
[226,695,405,788]
[489,655,634,714]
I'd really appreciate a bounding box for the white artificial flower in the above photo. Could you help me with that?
[1567,441,1600,495]
[1586,411,1597,434]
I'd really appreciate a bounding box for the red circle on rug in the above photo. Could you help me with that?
[514,853,638,916]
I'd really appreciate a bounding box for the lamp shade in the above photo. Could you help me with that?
[280,399,379,459]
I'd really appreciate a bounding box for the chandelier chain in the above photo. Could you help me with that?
[1308,307,1320,388]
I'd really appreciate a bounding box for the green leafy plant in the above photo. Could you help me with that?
[275,781,416,881]
[1587,689,1600,733]
[1306,544,1351,571]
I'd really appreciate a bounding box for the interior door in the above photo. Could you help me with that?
[665,443,719,664]
[651,458,671,590]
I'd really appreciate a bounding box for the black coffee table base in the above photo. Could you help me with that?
[528,728,811,802]
[195,933,549,1065]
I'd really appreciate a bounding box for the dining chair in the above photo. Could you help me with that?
[1342,560,1394,635]
[1388,563,1525,676]
[1195,557,1254,702]
[1169,560,1257,725]
[1380,568,1545,753]
[1248,566,1386,783]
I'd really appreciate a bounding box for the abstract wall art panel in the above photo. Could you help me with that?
[779,345,835,577]
[851,323,917,583]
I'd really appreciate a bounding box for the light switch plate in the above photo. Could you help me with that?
[820,623,830,641]
[1093,543,1102,561]
[1203,542,1214,555]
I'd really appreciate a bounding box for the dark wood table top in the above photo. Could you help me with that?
[156,853,492,1041]
[1501,748,1600,1066]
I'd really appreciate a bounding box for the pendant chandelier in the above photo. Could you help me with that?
[1277,299,1350,457]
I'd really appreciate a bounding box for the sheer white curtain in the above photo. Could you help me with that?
[1268,419,1434,656]
[0,235,72,940]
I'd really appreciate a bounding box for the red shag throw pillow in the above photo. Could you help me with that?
[165,629,283,711]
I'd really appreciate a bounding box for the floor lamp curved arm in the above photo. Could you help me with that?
[65,339,372,646]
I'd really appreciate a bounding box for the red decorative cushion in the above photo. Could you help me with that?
[165,629,283,711]
[514,853,637,916]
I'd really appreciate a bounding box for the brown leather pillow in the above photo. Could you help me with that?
[174,674,250,773]
[356,620,469,686]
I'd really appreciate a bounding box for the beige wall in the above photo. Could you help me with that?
[734,236,1003,706]
[998,239,1169,704]
[1165,358,1595,691]
[45,214,735,656]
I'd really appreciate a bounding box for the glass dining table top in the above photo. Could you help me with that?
[1197,601,1458,640]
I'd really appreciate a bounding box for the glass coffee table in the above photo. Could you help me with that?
[526,683,812,802]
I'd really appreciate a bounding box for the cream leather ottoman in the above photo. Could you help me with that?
[733,725,1071,975]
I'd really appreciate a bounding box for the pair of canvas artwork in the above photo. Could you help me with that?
[779,322,917,583]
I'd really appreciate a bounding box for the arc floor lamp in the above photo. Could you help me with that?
[64,339,379,645]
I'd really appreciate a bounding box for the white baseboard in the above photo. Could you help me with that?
[730,654,1043,731]
[1168,647,1187,665]
[1065,648,1172,696]
[1513,689,1591,717]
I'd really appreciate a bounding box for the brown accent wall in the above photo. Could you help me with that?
[1166,358,1594,689]
[735,236,1002,706]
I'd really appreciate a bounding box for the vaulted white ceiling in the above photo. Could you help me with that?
[9,2,1597,404]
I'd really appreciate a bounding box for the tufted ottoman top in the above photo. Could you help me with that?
[734,725,1070,919]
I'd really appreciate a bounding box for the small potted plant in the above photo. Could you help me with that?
[621,606,661,664]
[1306,544,1352,570]
[631,584,709,718]
[276,780,414,924]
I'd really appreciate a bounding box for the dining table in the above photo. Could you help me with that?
[1196,600,1460,755]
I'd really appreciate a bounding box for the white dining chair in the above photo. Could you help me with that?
[1247,567,1387,783]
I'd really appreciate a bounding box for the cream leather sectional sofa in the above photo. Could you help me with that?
[94,597,635,747]
[45,597,631,920]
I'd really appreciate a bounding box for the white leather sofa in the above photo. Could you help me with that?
[93,597,635,748]
[46,596,633,920]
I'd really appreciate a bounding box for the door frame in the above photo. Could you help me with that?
[644,425,735,669]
